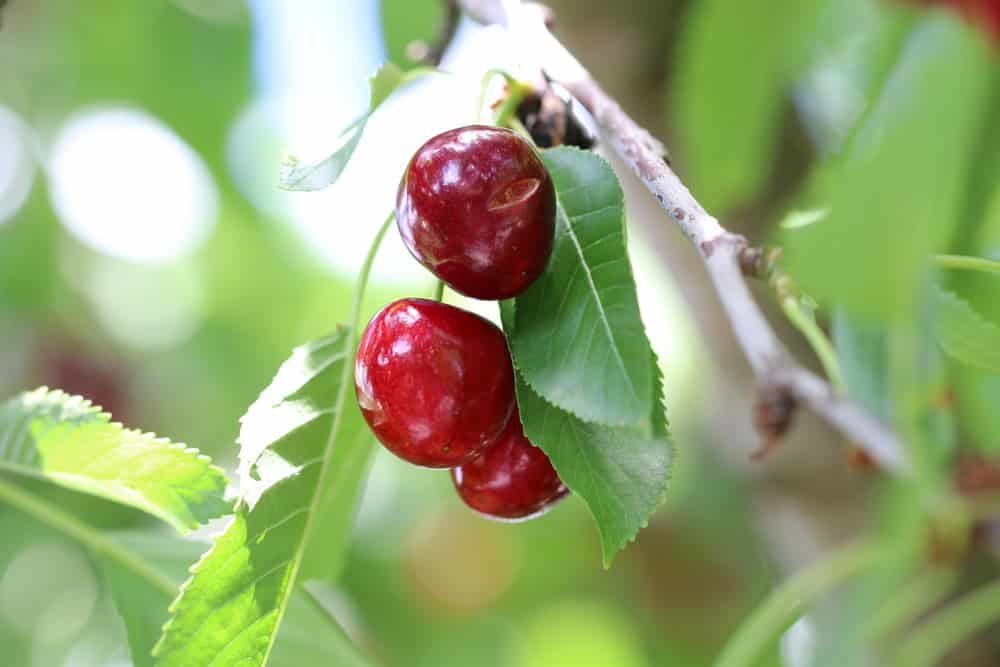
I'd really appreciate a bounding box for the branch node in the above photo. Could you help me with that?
[750,383,798,461]
[739,244,783,280]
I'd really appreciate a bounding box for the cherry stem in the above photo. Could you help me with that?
[432,279,445,302]
[350,212,396,333]
[476,68,527,127]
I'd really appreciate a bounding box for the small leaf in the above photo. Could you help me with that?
[0,388,228,533]
[932,286,1000,372]
[279,63,435,191]
[154,329,375,667]
[514,372,672,568]
[507,147,653,427]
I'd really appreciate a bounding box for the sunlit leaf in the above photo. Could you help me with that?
[0,388,228,533]
[279,63,436,191]
[154,329,375,666]
[506,147,654,427]
[105,533,370,667]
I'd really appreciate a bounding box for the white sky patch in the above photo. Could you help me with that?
[48,107,218,264]
[236,1,526,284]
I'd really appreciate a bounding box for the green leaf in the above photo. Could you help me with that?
[502,296,671,567]
[932,286,1000,372]
[506,147,653,427]
[153,329,376,667]
[279,63,435,191]
[514,373,672,568]
[672,0,827,210]
[785,16,995,319]
[0,388,228,533]
[105,534,371,667]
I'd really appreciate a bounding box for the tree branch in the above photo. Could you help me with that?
[451,0,909,475]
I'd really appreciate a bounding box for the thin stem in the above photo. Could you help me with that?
[867,568,957,641]
[475,68,518,124]
[891,577,1000,667]
[933,254,1000,276]
[349,213,396,331]
[779,295,845,393]
[432,279,445,302]
[0,476,176,597]
[714,541,882,667]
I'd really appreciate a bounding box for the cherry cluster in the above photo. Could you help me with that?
[354,125,568,521]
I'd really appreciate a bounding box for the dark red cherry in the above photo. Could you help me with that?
[355,298,515,468]
[452,408,569,520]
[396,125,556,300]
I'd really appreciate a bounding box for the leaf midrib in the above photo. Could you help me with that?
[557,201,639,406]
[256,337,358,665]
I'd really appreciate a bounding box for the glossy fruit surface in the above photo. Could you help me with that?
[396,125,556,300]
[355,298,515,467]
[452,408,568,520]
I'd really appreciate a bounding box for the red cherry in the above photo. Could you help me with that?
[355,298,515,468]
[396,125,556,300]
[452,408,569,520]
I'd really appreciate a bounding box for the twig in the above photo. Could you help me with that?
[450,0,909,475]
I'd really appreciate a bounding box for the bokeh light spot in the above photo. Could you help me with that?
[48,107,218,264]
[0,543,99,644]
[509,601,648,667]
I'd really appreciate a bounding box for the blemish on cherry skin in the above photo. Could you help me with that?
[396,125,556,300]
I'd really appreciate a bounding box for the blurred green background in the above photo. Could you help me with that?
[1,0,997,666]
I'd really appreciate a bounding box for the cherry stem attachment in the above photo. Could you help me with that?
[476,68,528,126]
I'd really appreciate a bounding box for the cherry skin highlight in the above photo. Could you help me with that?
[396,125,556,300]
[452,408,569,520]
[355,298,516,468]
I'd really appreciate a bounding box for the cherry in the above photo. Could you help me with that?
[396,125,556,300]
[355,297,515,468]
[452,407,568,520]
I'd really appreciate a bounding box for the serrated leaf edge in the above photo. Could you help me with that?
[1,387,229,533]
